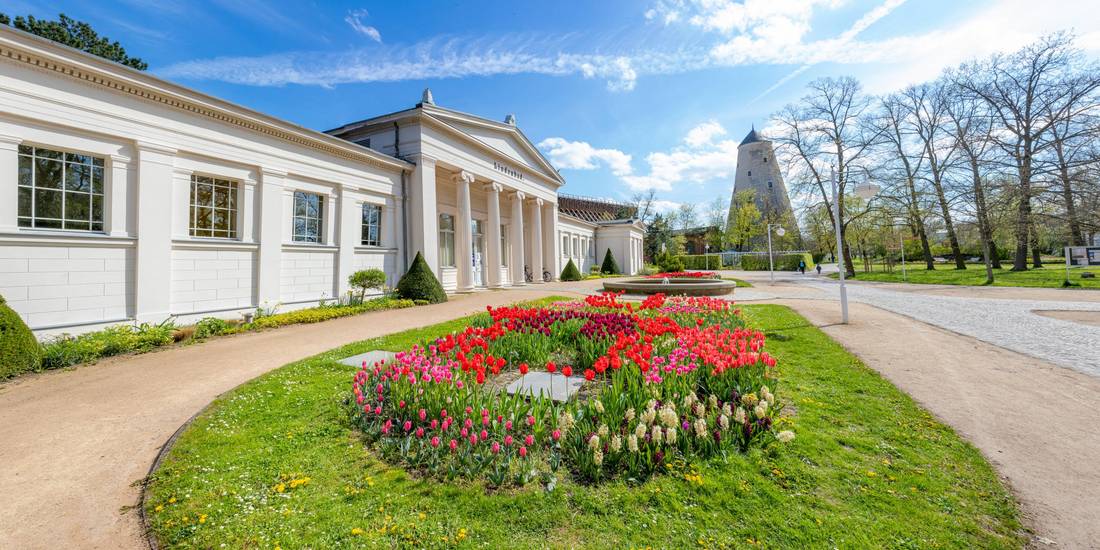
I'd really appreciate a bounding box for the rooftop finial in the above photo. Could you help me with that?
[421,87,434,106]
[504,114,516,125]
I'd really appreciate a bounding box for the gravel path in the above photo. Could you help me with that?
[734,274,1100,378]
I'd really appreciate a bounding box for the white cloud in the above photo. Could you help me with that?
[537,137,634,176]
[345,9,382,43]
[622,138,740,191]
[683,120,727,148]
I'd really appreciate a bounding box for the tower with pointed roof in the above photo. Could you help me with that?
[727,126,796,247]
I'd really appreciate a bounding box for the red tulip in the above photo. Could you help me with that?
[584,369,595,381]
[562,366,573,377]
[519,363,529,375]
[546,361,557,374]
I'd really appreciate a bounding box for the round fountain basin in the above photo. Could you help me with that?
[602,277,735,296]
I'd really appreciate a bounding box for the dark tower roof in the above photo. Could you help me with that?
[739,126,764,146]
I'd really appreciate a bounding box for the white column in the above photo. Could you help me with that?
[454,170,474,292]
[335,186,358,298]
[0,135,20,232]
[543,201,558,281]
[256,168,285,306]
[133,142,176,323]
[510,191,526,285]
[408,156,438,274]
[486,183,503,288]
[529,197,543,283]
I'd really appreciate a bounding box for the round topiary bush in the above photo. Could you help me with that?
[600,248,620,275]
[395,251,447,304]
[0,294,41,379]
[560,259,583,281]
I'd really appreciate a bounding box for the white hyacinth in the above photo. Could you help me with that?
[659,406,679,428]
[597,424,609,438]
[666,427,678,444]
[719,414,730,430]
[610,435,622,452]
[693,402,706,418]
[593,399,605,414]
[734,407,747,424]
[651,425,662,444]
[627,434,639,452]
[634,422,647,440]
[708,394,718,410]
[625,408,636,422]
[777,430,795,443]
[593,448,604,466]
[693,418,707,438]
[754,405,767,419]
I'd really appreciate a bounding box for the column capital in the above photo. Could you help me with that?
[453,170,476,185]
[535,197,544,207]
[488,182,504,193]
[513,190,526,201]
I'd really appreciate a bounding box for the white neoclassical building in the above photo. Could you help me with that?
[0,26,644,335]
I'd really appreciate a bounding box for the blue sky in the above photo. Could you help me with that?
[4,0,1098,214]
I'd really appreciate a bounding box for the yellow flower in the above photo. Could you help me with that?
[351,527,365,536]
[154,505,164,513]
[418,512,426,521]
[198,514,207,524]
[168,497,176,504]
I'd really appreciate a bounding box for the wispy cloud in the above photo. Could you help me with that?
[345,9,382,43]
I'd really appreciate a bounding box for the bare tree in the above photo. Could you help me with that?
[629,189,658,226]
[772,77,882,277]
[955,32,1100,270]
[877,93,936,269]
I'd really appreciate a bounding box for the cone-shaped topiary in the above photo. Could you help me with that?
[560,259,583,281]
[600,248,620,275]
[0,293,40,379]
[395,251,447,304]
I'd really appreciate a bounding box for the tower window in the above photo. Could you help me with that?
[763,157,768,162]
[747,170,751,177]
[768,181,773,188]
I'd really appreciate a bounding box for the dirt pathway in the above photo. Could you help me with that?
[0,289,574,550]
[776,298,1100,549]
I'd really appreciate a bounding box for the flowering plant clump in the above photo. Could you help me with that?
[645,271,719,279]
[350,292,792,486]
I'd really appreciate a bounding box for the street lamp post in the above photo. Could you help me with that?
[831,167,849,324]
[766,224,786,284]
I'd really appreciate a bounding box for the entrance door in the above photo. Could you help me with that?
[472,220,485,287]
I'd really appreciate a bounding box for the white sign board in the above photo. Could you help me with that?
[1066,246,1100,267]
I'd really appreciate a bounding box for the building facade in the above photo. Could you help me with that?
[0,27,643,335]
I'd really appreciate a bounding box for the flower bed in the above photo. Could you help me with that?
[644,271,719,279]
[351,291,791,486]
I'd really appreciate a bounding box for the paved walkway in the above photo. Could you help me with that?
[0,288,577,550]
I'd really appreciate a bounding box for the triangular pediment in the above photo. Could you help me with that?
[423,106,564,185]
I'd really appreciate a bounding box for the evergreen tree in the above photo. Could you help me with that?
[395,252,447,304]
[600,249,620,275]
[0,13,148,70]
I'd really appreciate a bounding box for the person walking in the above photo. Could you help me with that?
[798,259,806,275]
[815,263,822,275]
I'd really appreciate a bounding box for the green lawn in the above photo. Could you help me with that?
[145,302,1022,549]
[722,277,753,288]
[831,263,1100,289]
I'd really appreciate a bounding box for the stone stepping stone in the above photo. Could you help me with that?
[339,350,396,367]
[506,372,585,402]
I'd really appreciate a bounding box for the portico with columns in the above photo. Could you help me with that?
[327,90,565,292]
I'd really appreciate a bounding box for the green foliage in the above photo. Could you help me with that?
[396,252,447,304]
[725,190,763,250]
[193,317,233,340]
[348,268,387,301]
[40,321,175,370]
[676,254,730,270]
[655,250,684,272]
[560,259,583,281]
[600,248,621,274]
[145,304,1022,549]
[0,13,147,70]
[0,294,40,379]
[832,263,1100,289]
[249,298,415,329]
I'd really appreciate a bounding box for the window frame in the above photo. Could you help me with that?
[438,213,456,267]
[17,144,105,232]
[361,202,382,246]
[500,224,508,267]
[291,191,325,244]
[188,174,240,239]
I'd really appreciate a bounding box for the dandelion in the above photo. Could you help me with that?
[351,527,365,536]
[777,430,795,443]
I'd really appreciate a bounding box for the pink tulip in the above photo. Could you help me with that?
[449,439,458,451]
[491,442,501,454]
[519,446,528,457]
[527,415,535,426]
[480,429,488,441]
[431,436,440,448]
[416,427,424,438]
[403,421,412,432]
[504,435,513,446]
[525,434,534,446]
[552,429,561,441]
[418,409,427,421]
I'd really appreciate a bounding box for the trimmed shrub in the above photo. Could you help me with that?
[741,253,814,271]
[193,317,233,340]
[250,298,414,329]
[349,268,387,301]
[0,294,40,379]
[560,259,583,281]
[600,248,621,275]
[395,251,447,304]
[676,254,728,270]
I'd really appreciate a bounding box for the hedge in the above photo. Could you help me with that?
[676,254,729,270]
[249,297,414,329]
[741,253,814,271]
[0,294,40,379]
[396,251,447,303]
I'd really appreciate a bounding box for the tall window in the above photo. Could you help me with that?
[500,225,508,266]
[189,175,238,238]
[361,203,382,246]
[439,213,455,267]
[573,236,579,258]
[562,234,569,256]
[292,191,324,243]
[18,145,104,231]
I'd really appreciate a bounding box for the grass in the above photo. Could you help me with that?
[722,277,753,288]
[145,302,1022,549]
[830,263,1100,289]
